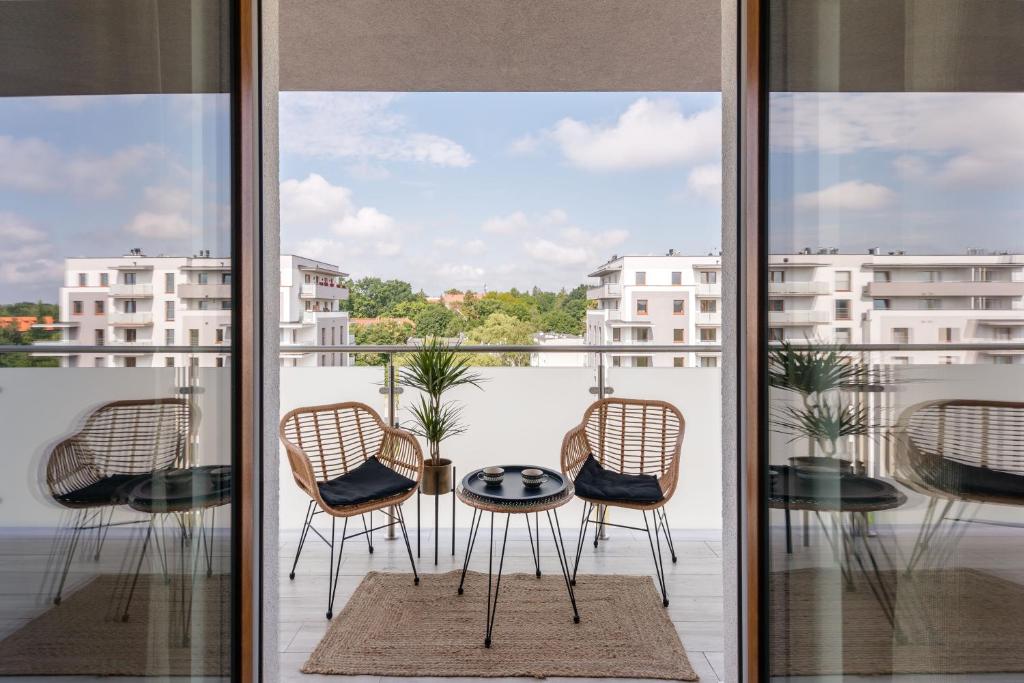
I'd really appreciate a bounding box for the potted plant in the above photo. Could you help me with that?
[768,340,878,472]
[399,337,484,494]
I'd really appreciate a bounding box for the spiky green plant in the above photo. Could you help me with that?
[772,402,878,457]
[398,337,484,464]
[767,340,864,399]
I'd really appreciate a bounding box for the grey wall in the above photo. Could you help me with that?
[280,0,721,91]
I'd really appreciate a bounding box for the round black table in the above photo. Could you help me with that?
[456,465,579,647]
[769,465,906,628]
[120,465,232,644]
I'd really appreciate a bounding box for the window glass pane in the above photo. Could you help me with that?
[766,2,1024,680]
[0,2,235,676]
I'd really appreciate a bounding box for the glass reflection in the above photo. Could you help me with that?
[766,3,1024,680]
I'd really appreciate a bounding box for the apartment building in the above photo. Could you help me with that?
[767,248,1024,364]
[36,251,349,368]
[585,249,1024,367]
[586,252,723,368]
[279,254,351,367]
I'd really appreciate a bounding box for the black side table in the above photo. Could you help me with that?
[456,466,579,648]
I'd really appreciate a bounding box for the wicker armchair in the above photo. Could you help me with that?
[46,397,194,604]
[561,398,685,606]
[895,399,1024,571]
[279,401,423,619]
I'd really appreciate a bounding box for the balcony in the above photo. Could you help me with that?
[864,280,1024,298]
[696,283,721,297]
[108,311,153,326]
[177,283,232,299]
[586,282,622,299]
[108,283,153,298]
[768,310,830,326]
[767,281,830,296]
[300,283,348,300]
[696,311,721,326]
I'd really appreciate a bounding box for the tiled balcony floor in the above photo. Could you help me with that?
[277,526,725,683]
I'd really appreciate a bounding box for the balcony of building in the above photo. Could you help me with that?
[177,283,233,299]
[107,311,153,326]
[767,281,830,296]
[586,282,622,300]
[696,311,722,326]
[108,283,153,298]
[696,283,721,297]
[300,282,349,300]
[768,310,830,326]
[864,280,1024,298]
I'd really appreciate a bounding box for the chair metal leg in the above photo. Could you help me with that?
[121,520,154,621]
[326,517,348,620]
[289,500,315,580]
[643,510,669,607]
[396,505,419,586]
[93,507,114,561]
[657,507,678,563]
[593,504,605,548]
[361,513,374,554]
[53,510,88,605]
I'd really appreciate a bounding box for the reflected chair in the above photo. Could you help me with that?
[895,399,1024,572]
[279,401,422,619]
[46,397,194,604]
[561,398,685,606]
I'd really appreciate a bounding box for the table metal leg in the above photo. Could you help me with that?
[547,509,580,624]
[484,512,511,648]
[458,507,483,595]
[525,510,541,577]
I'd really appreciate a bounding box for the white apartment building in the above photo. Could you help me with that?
[36,251,349,368]
[586,252,723,368]
[279,254,350,367]
[766,248,1024,365]
[585,249,1024,368]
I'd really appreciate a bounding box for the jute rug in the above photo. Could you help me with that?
[0,574,229,677]
[770,567,1024,677]
[303,570,698,680]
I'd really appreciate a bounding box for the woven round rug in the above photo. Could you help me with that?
[302,569,698,680]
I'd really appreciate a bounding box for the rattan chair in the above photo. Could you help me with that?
[279,401,423,619]
[46,397,194,604]
[561,398,685,606]
[895,399,1024,572]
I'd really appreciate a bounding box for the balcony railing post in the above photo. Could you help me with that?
[386,352,398,540]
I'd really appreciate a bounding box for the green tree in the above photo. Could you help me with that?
[0,325,58,367]
[386,299,429,319]
[413,304,463,338]
[466,312,535,366]
[353,320,414,366]
[345,277,421,318]
[538,309,580,335]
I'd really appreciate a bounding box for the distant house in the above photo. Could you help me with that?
[0,316,54,333]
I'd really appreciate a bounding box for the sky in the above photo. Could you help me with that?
[2,90,1024,303]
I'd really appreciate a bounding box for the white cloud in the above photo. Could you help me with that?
[124,212,196,239]
[523,239,589,266]
[686,164,722,202]
[435,263,486,285]
[461,239,486,256]
[508,133,541,155]
[547,97,721,171]
[281,173,397,240]
[375,241,402,257]
[0,213,62,285]
[0,212,46,242]
[142,185,192,213]
[280,92,473,167]
[433,237,457,249]
[0,136,159,197]
[771,92,1024,186]
[795,180,895,211]
[482,211,530,235]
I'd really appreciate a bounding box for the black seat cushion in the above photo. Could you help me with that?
[573,454,665,504]
[54,473,147,506]
[317,457,416,507]
[932,458,1024,501]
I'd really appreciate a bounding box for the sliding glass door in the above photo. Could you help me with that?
[0,1,243,678]
[760,1,1024,680]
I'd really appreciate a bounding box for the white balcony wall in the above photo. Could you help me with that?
[279,366,725,531]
